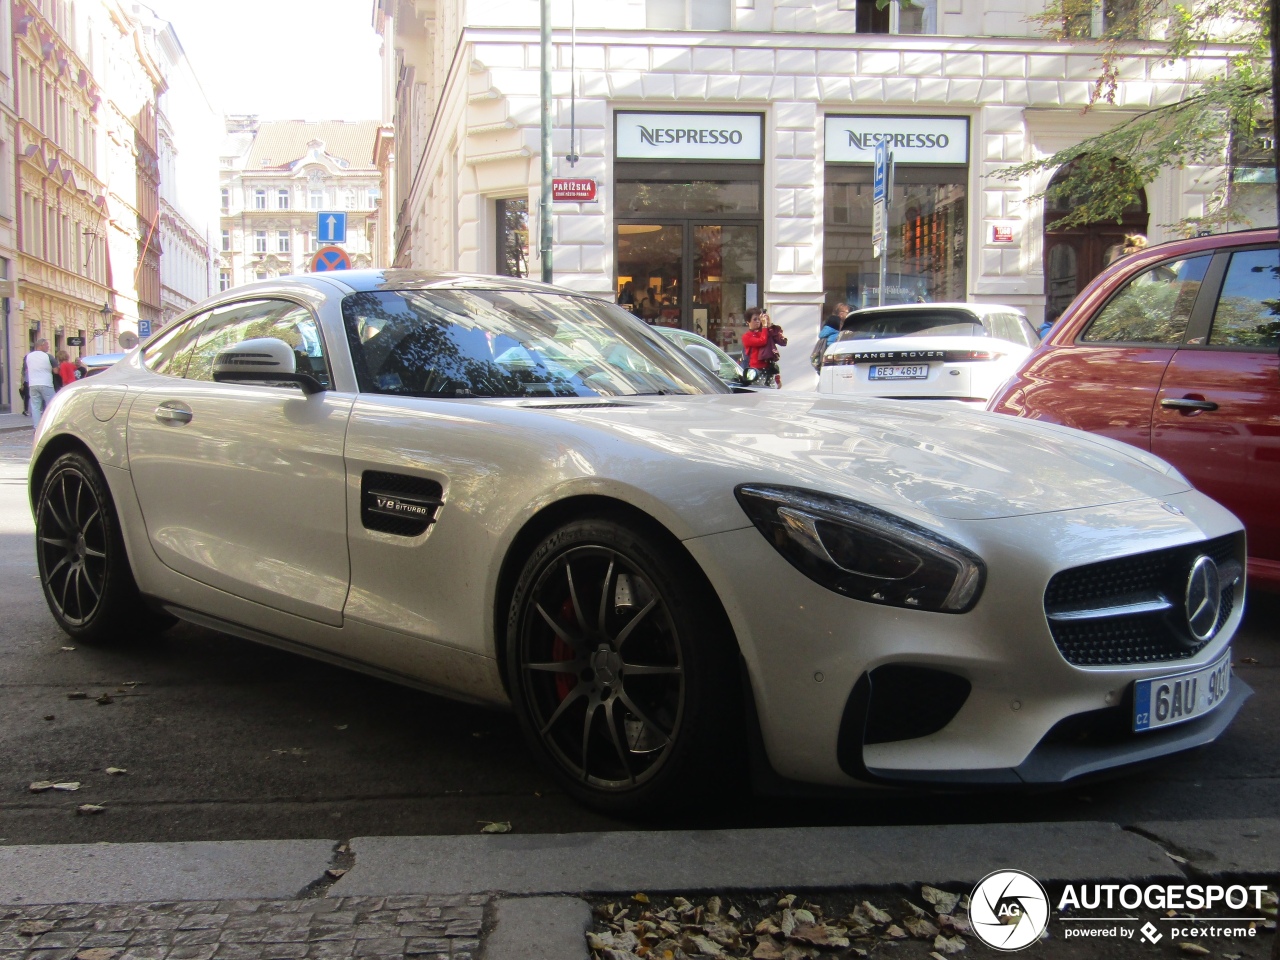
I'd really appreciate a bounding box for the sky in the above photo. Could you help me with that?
[144,0,383,122]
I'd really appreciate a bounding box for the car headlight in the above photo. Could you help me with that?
[734,485,985,613]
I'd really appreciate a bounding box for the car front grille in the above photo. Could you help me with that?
[1043,533,1243,666]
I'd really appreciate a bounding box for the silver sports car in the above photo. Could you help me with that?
[29,271,1250,811]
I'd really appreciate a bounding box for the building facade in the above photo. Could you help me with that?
[218,119,381,290]
[376,0,1269,355]
[0,0,19,411]
[134,3,218,327]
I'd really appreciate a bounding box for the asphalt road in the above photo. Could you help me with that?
[2,427,1277,845]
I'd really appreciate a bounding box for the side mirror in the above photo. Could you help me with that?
[212,337,325,394]
[740,367,763,386]
[683,343,720,373]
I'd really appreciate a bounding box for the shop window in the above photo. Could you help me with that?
[823,169,967,309]
[646,0,730,30]
[616,181,759,217]
[495,198,529,278]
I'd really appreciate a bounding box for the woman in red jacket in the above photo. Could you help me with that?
[741,307,786,388]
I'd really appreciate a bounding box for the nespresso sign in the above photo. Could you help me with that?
[825,116,969,165]
[616,113,762,161]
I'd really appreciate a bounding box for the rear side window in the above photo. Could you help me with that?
[839,311,984,341]
[1082,255,1211,344]
[1208,248,1280,348]
[990,312,1031,347]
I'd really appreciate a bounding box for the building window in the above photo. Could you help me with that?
[221,187,229,213]
[842,0,936,33]
[254,230,267,253]
[219,269,231,291]
[303,231,315,253]
[254,189,267,210]
[277,188,290,210]
[366,188,380,209]
[221,229,230,252]
[255,270,267,281]
[646,0,730,29]
[309,189,323,210]
[277,230,290,253]
[1064,0,1141,38]
[495,198,529,278]
[344,190,357,210]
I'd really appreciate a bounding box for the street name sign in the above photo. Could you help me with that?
[552,178,598,201]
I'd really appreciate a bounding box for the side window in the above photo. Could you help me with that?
[1082,255,1212,345]
[184,299,332,388]
[142,312,209,378]
[991,312,1029,347]
[1207,248,1280,349]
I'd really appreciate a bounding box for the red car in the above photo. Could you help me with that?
[989,228,1280,589]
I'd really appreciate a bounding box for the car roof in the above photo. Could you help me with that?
[844,302,1025,318]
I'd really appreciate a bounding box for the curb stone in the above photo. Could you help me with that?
[1133,818,1280,877]
[483,897,591,960]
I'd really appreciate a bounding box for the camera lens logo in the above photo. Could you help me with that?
[970,869,1050,951]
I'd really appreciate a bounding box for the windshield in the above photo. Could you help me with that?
[838,310,986,341]
[342,289,728,398]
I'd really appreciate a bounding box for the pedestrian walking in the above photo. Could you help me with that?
[24,338,55,424]
[57,349,76,390]
[742,307,786,388]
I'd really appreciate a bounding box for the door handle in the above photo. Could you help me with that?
[154,402,193,425]
[1160,397,1218,412]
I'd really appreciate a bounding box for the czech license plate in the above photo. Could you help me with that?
[869,364,928,380]
[1133,649,1231,732]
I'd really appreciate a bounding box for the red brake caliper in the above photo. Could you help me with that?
[553,597,576,701]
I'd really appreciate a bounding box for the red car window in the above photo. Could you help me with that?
[1208,248,1280,348]
[1082,255,1211,345]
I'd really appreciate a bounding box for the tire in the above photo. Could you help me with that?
[35,452,167,643]
[506,516,742,814]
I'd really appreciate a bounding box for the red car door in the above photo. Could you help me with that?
[1008,252,1215,450]
[1152,245,1280,585]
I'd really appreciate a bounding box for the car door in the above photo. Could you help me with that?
[1153,244,1280,573]
[1019,252,1214,450]
[126,296,354,625]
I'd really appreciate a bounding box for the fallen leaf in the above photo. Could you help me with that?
[788,921,849,949]
[903,917,940,939]
[685,934,725,957]
[60,646,76,652]
[930,953,948,960]
[702,920,739,948]
[933,934,966,954]
[76,948,121,960]
[705,895,721,916]
[18,921,55,935]
[479,820,511,833]
[633,892,650,904]
[728,906,741,920]
[752,941,784,960]
[28,781,56,792]
[884,925,907,939]
[792,908,816,924]
[52,781,81,791]
[1167,852,1190,864]
[902,899,930,918]
[1238,657,1259,665]
[1177,945,1210,956]
[76,804,106,815]
[325,868,347,879]
[779,909,796,936]
[861,902,893,925]
[336,843,350,854]
[754,918,781,937]
[105,767,127,776]
[334,725,348,731]
[95,694,113,705]
[67,692,88,700]
[937,914,972,936]
[922,886,961,916]
[777,894,796,909]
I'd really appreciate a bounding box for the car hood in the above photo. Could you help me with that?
[515,392,1189,521]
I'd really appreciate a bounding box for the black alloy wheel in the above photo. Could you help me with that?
[35,452,154,643]
[507,517,740,812]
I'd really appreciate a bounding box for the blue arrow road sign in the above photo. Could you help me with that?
[317,211,347,244]
[311,246,351,272]
[873,141,886,203]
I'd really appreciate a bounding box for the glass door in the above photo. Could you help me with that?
[693,223,759,356]
[615,223,684,327]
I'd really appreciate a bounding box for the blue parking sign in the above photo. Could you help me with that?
[138,320,152,339]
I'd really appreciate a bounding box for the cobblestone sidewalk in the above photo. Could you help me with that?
[0,896,489,960]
